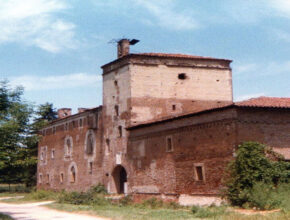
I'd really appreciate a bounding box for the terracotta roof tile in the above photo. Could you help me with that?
[132,53,232,62]
[236,96,290,108]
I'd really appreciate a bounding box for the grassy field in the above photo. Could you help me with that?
[0,189,289,220]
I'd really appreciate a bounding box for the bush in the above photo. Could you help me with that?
[57,184,110,206]
[24,190,58,200]
[224,142,290,209]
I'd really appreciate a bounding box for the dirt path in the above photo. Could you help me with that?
[0,201,109,220]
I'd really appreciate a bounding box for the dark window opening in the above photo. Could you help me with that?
[66,139,72,155]
[178,73,187,80]
[166,137,173,152]
[79,118,83,127]
[115,105,119,116]
[60,173,64,183]
[196,166,204,181]
[172,105,176,111]
[118,126,122,137]
[89,162,93,174]
[51,150,55,159]
[70,166,76,183]
[39,174,42,184]
[106,138,110,153]
[46,174,50,184]
[86,133,94,155]
[114,80,118,86]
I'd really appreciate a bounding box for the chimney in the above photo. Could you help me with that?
[117,38,139,58]
[117,39,130,58]
[57,108,72,119]
[78,108,87,113]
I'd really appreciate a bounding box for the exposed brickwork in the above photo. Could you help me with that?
[37,46,290,205]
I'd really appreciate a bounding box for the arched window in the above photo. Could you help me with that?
[64,136,73,158]
[86,133,94,154]
[70,166,76,183]
[67,139,71,154]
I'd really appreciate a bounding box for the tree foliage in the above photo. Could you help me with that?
[224,142,290,208]
[0,80,57,187]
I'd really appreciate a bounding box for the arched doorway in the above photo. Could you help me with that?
[112,165,127,194]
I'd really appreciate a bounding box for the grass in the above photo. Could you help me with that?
[0,184,289,220]
[47,203,195,220]
[0,213,13,220]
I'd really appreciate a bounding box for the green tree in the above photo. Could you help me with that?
[224,142,290,207]
[0,80,33,186]
[0,81,57,188]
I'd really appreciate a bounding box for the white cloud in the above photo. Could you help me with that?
[0,0,77,52]
[235,93,265,102]
[268,0,290,18]
[134,0,199,30]
[10,73,102,91]
[234,61,290,77]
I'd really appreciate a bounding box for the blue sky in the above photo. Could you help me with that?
[1,0,290,113]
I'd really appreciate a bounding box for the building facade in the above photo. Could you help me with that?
[37,40,290,205]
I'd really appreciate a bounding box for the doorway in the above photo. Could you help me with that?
[112,165,127,194]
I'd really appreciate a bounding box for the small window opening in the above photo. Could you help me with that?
[114,80,118,87]
[70,166,76,183]
[86,133,94,155]
[115,105,119,116]
[66,139,71,155]
[106,138,110,153]
[51,150,55,159]
[178,73,187,80]
[172,105,176,111]
[166,137,173,152]
[118,126,122,137]
[39,174,42,184]
[79,118,83,127]
[89,162,93,174]
[60,173,64,183]
[46,174,50,184]
[40,152,44,161]
[195,166,204,181]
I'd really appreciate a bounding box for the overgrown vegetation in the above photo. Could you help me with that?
[224,142,290,210]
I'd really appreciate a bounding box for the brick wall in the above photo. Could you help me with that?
[37,107,104,191]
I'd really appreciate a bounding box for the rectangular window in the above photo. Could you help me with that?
[166,137,173,152]
[39,174,42,184]
[51,149,55,159]
[172,105,176,111]
[194,163,205,182]
[60,173,64,183]
[115,105,119,116]
[89,162,93,174]
[79,118,83,127]
[118,126,122,137]
[46,174,50,184]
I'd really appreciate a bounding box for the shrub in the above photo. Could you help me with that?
[224,142,290,209]
[88,184,107,194]
[24,190,58,200]
[57,184,110,206]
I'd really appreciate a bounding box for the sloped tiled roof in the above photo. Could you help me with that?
[236,97,290,108]
[133,53,232,62]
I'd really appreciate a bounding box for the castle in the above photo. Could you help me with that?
[37,39,290,205]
